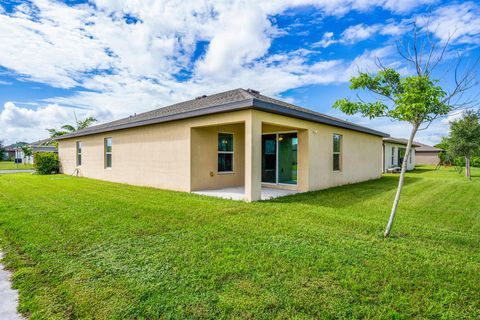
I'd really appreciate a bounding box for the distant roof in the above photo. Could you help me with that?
[4,139,57,152]
[29,138,56,148]
[56,88,388,140]
[414,142,443,152]
[4,142,28,151]
[383,137,421,148]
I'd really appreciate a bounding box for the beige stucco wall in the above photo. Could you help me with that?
[416,151,440,165]
[190,123,245,191]
[58,108,383,201]
[58,110,251,192]
[58,120,192,191]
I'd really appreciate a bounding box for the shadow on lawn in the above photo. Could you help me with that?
[268,176,422,208]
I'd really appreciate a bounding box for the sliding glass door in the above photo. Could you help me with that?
[262,134,277,183]
[278,133,298,184]
[261,132,298,185]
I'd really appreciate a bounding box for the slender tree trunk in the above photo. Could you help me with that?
[465,156,471,180]
[384,123,420,238]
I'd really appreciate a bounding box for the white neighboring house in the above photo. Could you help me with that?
[3,139,57,164]
[382,137,420,173]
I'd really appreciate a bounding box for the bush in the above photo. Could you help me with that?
[34,152,59,174]
[471,156,480,167]
[453,156,480,168]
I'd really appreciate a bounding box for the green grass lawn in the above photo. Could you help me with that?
[0,166,479,319]
[0,161,34,170]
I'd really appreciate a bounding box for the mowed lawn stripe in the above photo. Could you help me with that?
[0,166,479,319]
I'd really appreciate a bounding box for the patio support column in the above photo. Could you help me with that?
[244,112,262,202]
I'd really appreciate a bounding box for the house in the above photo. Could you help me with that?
[415,142,443,165]
[382,137,420,172]
[56,88,388,201]
[3,144,17,161]
[3,139,57,163]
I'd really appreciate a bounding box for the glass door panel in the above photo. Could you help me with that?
[278,133,298,184]
[398,147,406,166]
[262,134,277,183]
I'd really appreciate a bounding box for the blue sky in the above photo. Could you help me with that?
[0,0,479,145]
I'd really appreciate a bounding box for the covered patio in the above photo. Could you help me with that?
[189,110,309,202]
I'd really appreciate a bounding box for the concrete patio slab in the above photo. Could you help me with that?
[0,253,23,320]
[193,187,298,201]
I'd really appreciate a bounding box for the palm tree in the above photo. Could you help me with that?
[47,113,97,142]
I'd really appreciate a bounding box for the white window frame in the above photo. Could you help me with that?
[104,137,112,169]
[333,134,342,172]
[76,141,82,167]
[217,132,234,174]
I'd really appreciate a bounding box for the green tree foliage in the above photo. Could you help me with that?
[335,70,450,123]
[34,152,60,175]
[47,115,97,139]
[446,110,480,180]
[20,145,33,158]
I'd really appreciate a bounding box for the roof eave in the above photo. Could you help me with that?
[251,98,389,137]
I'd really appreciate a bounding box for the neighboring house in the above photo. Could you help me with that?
[3,144,16,161]
[415,142,443,165]
[382,137,420,172]
[56,88,388,201]
[3,142,28,162]
[3,139,57,164]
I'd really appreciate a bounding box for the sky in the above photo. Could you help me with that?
[0,0,479,145]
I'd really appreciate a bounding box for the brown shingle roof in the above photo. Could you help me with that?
[57,88,388,139]
[414,142,443,152]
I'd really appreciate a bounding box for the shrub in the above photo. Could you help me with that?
[454,157,465,167]
[471,156,480,167]
[34,152,59,174]
[453,156,480,168]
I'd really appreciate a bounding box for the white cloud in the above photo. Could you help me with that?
[342,24,381,44]
[0,102,73,143]
[0,0,471,144]
[421,2,480,44]
[312,32,338,48]
[316,19,411,48]
[380,0,437,14]
[334,2,480,46]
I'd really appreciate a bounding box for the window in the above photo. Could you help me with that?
[391,147,395,166]
[104,138,112,168]
[333,134,342,171]
[76,141,82,166]
[218,133,233,173]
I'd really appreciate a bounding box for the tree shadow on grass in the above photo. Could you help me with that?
[267,176,422,208]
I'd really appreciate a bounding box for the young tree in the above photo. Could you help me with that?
[447,110,480,180]
[333,23,479,237]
